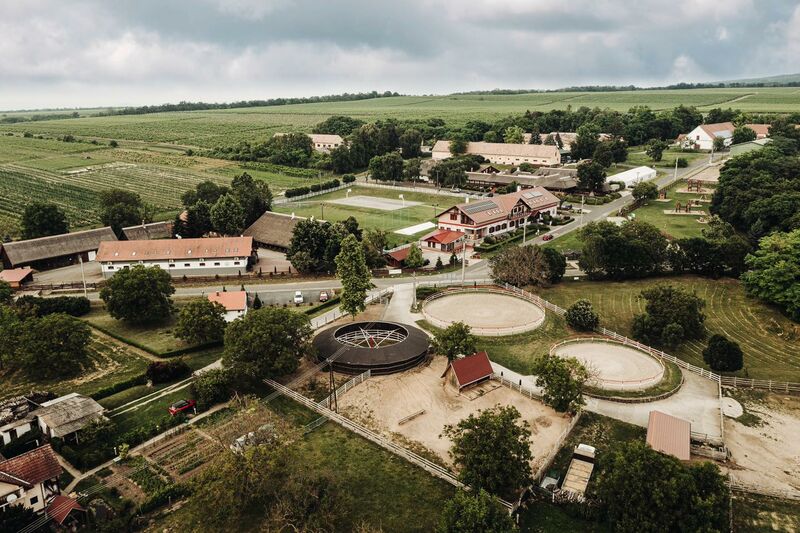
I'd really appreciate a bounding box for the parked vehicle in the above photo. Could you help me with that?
[319,291,330,302]
[542,234,554,241]
[168,399,196,416]
[293,290,304,304]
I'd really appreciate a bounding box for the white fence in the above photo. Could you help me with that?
[493,374,542,400]
[311,287,393,329]
[319,369,371,409]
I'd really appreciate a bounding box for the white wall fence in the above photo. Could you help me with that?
[493,374,542,400]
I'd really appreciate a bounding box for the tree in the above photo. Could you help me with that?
[503,126,525,144]
[181,199,213,237]
[732,126,757,144]
[222,307,312,381]
[541,247,566,284]
[109,139,118,147]
[190,368,233,408]
[368,152,404,182]
[0,280,12,306]
[592,141,614,168]
[100,264,174,324]
[0,305,22,370]
[571,123,600,160]
[313,115,364,136]
[489,245,549,287]
[437,490,516,533]
[20,202,69,239]
[210,194,246,235]
[99,189,147,237]
[288,219,349,274]
[712,136,726,152]
[362,229,388,269]
[252,293,262,309]
[404,243,424,270]
[175,299,226,344]
[609,138,628,163]
[645,139,669,161]
[528,124,542,144]
[399,128,423,158]
[432,322,477,362]
[532,353,588,413]
[442,405,532,498]
[703,334,744,372]
[597,441,729,533]
[403,157,422,182]
[631,285,706,348]
[449,138,468,156]
[231,172,272,227]
[565,299,599,331]
[335,234,371,318]
[577,161,606,193]
[0,503,38,532]
[17,313,91,379]
[632,181,659,202]
[578,220,669,280]
[741,229,800,321]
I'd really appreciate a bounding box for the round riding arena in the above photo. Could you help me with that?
[312,321,430,375]
[422,289,545,336]
[550,338,666,391]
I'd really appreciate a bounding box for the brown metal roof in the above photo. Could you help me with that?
[1,227,117,267]
[96,236,253,262]
[243,211,303,250]
[646,411,691,461]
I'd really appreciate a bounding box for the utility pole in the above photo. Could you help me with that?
[328,364,338,412]
[460,238,467,286]
[674,157,678,182]
[580,194,585,227]
[78,254,88,298]
[321,203,325,220]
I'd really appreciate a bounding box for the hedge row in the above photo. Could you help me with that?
[90,373,148,400]
[476,225,550,252]
[285,179,341,198]
[563,192,622,205]
[86,321,220,357]
[303,296,340,316]
[15,295,90,317]
[239,161,319,178]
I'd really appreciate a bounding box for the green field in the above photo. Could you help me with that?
[274,185,461,246]
[539,277,800,382]
[629,180,708,239]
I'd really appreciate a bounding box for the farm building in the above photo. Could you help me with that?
[646,410,691,461]
[384,247,411,268]
[538,132,615,153]
[465,167,578,192]
[96,236,255,278]
[0,267,33,289]
[0,396,37,446]
[274,133,343,153]
[0,227,117,271]
[35,393,106,443]
[441,351,494,391]
[122,221,173,241]
[207,290,248,322]
[243,211,303,251]
[45,495,86,527]
[0,444,63,513]
[432,141,561,166]
[729,137,772,156]
[421,229,465,253]
[606,166,657,188]
[680,122,771,150]
[436,187,559,244]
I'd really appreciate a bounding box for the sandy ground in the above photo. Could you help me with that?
[723,393,800,496]
[329,195,421,211]
[423,292,544,332]
[552,341,664,390]
[338,356,572,471]
[253,248,292,273]
[30,261,104,284]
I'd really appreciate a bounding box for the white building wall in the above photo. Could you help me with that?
[1,421,32,445]
[101,257,247,278]
[222,309,247,322]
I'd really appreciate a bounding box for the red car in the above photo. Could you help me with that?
[168,399,196,416]
[542,234,554,241]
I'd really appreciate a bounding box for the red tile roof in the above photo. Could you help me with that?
[0,444,62,488]
[439,187,559,225]
[386,247,411,262]
[46,495,85,525]
[444,352,494,389]
[745,123,771,137]
[207,290,248,311]
[0,267,33,283]
[96,236,252,262]
[423,229,464,245]
[646,411,691,461]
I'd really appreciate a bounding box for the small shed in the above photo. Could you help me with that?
[385,247,411,269]
[46,495,86,527]
[0,267,33,289]
[35,393,106,443]
[646,410,691,461]
[441,352,494,391]
[207,290,248,322]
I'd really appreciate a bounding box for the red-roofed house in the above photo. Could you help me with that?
[436,187,559,244]
[207,290,248,322]
[385,247,411,269]
[680,122,772,150]
[0,267,33,289]
[0,444,62,513]
[421,229,465,253]
[441,352,495,392]
[46,494,86,526]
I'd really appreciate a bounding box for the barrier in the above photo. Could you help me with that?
[319,369,371,409]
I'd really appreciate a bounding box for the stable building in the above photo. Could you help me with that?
[96,236,255,278]
[243,211,303,252]
[0,227,117,271]
[646,411,691,461]
[432,141,561,166]
[122,221,173,241]
[441,352,494,392]
[207,290,248,322]
[436,187,559,244]
[0,444,63,514]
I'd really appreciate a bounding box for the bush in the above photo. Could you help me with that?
[90,374,148,400]
[284,186,310,198]
[342,174,356,183]
[702,334,744,371]
[676,157,689,168]
[310,183,321,192]
[146,359,192,384]
[190,368,233,408]
[565,299,599,331]
[14,295,90,317]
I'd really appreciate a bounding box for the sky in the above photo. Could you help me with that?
[2,0,800,110]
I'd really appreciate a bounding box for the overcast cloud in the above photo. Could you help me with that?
[1,0,799,109]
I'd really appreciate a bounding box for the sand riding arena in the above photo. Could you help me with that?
[421,287,546,336]
[551,338,666,391]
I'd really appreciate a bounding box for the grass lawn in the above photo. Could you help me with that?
[539,276,800,382]
[274,185,461,247]
[0,333,149,401]
[731,493,800,532]
[542,230,583,253]
[630,179,709,239]
[110,388,192,436]
[624,146,707,169]
[82,305,194,355]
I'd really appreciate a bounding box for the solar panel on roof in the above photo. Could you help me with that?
[523,191,543,199]
[462,200,496,214]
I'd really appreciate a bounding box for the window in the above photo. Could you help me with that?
[108,266,115,270]
[450,213,457,220]
[214,262,221,266]
[234,261,241,266]
[168,264,176,268]
[30,496,38,505]
[199,262,206,267]
[184,263,191,267]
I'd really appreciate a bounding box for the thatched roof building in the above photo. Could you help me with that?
[0,227,117,270]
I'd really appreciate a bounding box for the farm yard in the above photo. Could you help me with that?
[539,277,800,382]
[628,178,710,239]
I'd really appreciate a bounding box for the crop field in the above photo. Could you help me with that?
[274,185,462,246]
[539,277,800,382]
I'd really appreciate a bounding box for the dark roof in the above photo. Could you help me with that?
[122,221,173,240]
[444,352,494,389]
[0,444,62,488]
[46,495,85,525]
[1,227,117,267]
[243,211,303,250]
[36,393,106,438]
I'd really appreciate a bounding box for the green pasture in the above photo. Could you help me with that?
[629,180,709,239]
[539,277,800,382]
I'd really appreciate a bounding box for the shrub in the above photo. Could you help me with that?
[342,174,356,183]
[190,368,233,408]
[310,184,321,192]
[146,359,191,384]
[702,334,744,371]
[15,295,91,317]
[565,299,599,331]
[676,157,689,168]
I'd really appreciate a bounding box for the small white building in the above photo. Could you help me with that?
[207,291,248,322]
[96,236,254,278]
[680,122,771,151]
[431,141,561,166]
[0,444,62,513]
[36,393,106,443]
[606,166,657,188]
[274,133,344,153]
